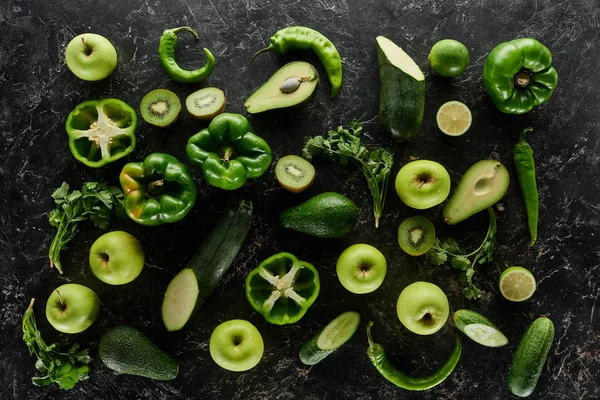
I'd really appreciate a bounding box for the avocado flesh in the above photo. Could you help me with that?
[245,61,319,114]
[443,160,509,225]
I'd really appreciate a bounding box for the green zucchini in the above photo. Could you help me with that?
[508,317,555,397]
[453,309,508,347]
[299,311,360,365]
[376,35,425,142]
[161,200,253,331]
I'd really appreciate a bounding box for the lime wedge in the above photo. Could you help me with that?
[499,266,536,302]
[463,323,509,347]
[436,101,472,136]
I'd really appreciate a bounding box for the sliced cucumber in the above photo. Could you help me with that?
[453,309,508,347]
[299,311,360,365]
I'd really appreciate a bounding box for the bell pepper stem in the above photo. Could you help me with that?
[514,70,532,88]
[147,180,165,196]
[221,146,234,162]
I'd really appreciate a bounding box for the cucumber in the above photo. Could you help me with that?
[161,200,253,331]
[508,317,555,397]
[299,311,360,365]
[376,35,425,142]
[453,309,508,347]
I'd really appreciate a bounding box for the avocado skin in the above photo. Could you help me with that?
[280,192,359,238]
[99,325,179,380]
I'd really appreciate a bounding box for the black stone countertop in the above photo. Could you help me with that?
[1,1,599,399]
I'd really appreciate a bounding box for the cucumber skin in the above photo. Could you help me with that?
[299,334,335,365]
[454,309,502,333]
[508,317,555,397]
[377,43,425,142]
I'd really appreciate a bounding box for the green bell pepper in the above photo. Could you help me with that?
[245,252,320,325]
[119,153,197,226]
[65,99,137,168]
[186,113,272,190]
[483,38,558,114]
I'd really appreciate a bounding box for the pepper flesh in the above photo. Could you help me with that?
[483,38,558,114]
[245,252,320,325]
[65,99,137,168]
[159,26,215,83]
[186,113,272,190]
[514,128,539,246]
[252,26,342,98]
[119,153,197,226]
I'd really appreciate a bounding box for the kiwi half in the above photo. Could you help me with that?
[398,216,436,256]
[140,89,181,127]
[186,87,225,120]
[275,155,315,193]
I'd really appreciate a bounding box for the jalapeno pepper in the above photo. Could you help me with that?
[186,113,272,191]
[159,26,215,83]
[119,153,197,226]
[251,26,342,98]
[483,38,558,114]
[514,128,539,246]
[65,99,137,168]
[245,252,320,325]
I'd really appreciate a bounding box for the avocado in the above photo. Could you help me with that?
[280,192,359,238]
[443,160,509,225]
[245,61,319,114]
[99,325,179,380]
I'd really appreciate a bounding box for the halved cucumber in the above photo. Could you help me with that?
[453,309,508,347]
[299,311,360,365]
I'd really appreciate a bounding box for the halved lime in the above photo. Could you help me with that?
[436,101,472,136]
[499,266,536,302]
[464,324,509,347]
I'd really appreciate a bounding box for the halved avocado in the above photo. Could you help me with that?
[443,160,509,225]
[245,61,319,114]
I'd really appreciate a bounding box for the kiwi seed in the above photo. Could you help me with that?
[185,87,225,120]
[140,89,181,128]
[398,216,436,256]
[275,155,316,193]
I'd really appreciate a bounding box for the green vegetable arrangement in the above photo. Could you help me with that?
[302,121,394,227]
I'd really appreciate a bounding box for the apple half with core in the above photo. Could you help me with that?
[396,281,449,335]
[65,33,117,81]
[336,244,387,294]
[209,319,264,372]
[395,160,451,209]
[89,231,145,285]
[45,284,100,334]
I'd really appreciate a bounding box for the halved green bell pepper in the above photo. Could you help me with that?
[246,252,320,325]
[65,99,137,167]
[119,153,197,226]
[186,113,272,190]
[483,38,558,114]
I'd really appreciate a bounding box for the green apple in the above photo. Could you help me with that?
[45,284,100,334]
[65,33,117,81]
[396,281,449,335]
[395,160,451,209]
[209,319,264,372]
[336,244,387,294]
[89,231,145,285]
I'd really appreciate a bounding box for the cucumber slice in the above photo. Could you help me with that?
[299,311,360,365]
[162,268,200,332]
[453,309,508,347]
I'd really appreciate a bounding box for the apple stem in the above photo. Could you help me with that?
[81,37,91,55]
[56,290,65,308]
[28,298,35,310]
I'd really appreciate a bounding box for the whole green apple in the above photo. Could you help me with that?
[395,160,451,209]
[396,281,449,335]
[89,231,145,285]
[65,33,117,81]
[209,319,264,372]
[336,244,387,294]
[45,284,100,334]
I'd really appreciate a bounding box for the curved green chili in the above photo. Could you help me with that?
[514,128,539,246]
[366,321,462,391]
[159,26,215,83]
[251,26,342,98]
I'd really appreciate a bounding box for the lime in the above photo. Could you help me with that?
[499,266,536,302]
[428,39,469,77]
[436,101,472,136]
[463,324,509,347]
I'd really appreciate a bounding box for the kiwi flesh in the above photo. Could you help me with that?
[275,155,315,193]
[185,87,225,120]
[398,216,436,256]
[140,89,181,127]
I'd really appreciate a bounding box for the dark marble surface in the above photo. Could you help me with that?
[1,1,599,399]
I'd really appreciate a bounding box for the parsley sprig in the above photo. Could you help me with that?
[426,207,497,300]
[302,121,394,227]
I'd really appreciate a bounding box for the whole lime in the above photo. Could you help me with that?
[428,39,470,77]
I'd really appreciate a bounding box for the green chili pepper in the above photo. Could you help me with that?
[159,26,215,83]
[251,26,342,98]
[366,321,462,391]
[514,127,538,246]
